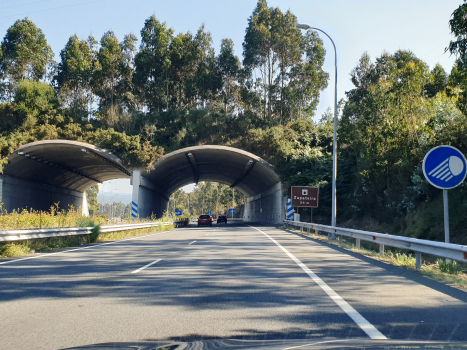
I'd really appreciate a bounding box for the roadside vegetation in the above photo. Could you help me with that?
[286,226,467,289]
[0,218,174,259]
[0,203,106,230]
[1,1,467,245]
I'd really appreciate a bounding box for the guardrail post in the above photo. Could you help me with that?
[379,244,384,256]
[328,232,331,240]
[307,227,310,234]
[415,252,421,270]
[339,235,342,245]
[300,226,303,232]
[356,238,360,249]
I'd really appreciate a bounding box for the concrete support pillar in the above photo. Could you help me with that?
[131,170,140,219]
[379,244,385,256]
[82,191,89,217]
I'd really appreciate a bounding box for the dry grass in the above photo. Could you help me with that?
[0,203,107,230]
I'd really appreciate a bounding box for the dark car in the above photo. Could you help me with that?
[198,214,212,227]
[217,215,227,224]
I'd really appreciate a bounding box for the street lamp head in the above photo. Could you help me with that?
[296,23,310,30]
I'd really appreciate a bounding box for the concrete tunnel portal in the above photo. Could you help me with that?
[0,141,285,224]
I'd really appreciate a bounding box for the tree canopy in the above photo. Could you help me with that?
[1,1,467,243]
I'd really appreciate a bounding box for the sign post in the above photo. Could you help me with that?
[422,145,467,243]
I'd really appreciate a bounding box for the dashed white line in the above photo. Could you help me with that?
[131,259,162,273]
[205,233,210,236]
[248,225,387,340]
[188,240,196,245]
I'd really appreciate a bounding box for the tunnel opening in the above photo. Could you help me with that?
[167,181,246,219]
[1,142,285,224]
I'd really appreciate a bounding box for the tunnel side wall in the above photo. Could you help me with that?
[138,185,168,219]
[0,174,85,213]
[243,182,285,225]
[131,173,169,219]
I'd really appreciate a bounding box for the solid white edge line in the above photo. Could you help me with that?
[0,228,185,266]
[247,225,387,340]
[188,240,196,245]
[131,258,162,274]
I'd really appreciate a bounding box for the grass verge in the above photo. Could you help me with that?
[283,225,467,289]
[0,222,174,259]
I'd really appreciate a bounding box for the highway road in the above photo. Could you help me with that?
[1,223,467,349]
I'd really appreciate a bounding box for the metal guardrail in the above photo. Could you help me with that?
[284,220,467,269]
[0,222,172,242]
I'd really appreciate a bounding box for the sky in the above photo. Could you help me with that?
[0,0,461,201]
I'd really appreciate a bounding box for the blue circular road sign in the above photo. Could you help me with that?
[422,145,467,189]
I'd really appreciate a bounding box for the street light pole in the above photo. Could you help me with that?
[297,23,338,235]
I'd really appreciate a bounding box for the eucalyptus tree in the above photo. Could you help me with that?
[448,2,467,114]
[340,50,432,216]
[54,34,96,120]
[424,64,448,98]
[118,33,138,111]
[134,15,173,112]
[93,30,124,112]
[242,0,328,123]
[218,38,241,114]
[0,18,54,100]
[190,25,222,109]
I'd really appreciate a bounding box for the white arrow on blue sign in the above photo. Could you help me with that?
[175,210,183,216]
[229,208,236,214]
[207,211,212,215]
[423,145,467,189]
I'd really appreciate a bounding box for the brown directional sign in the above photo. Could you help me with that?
[291,186,319,207]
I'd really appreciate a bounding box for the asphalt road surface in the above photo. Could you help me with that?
[1,223,467,349]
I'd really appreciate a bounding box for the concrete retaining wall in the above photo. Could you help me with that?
[131,171,169,219]
[243,182,285,224]
[0,174,86,213]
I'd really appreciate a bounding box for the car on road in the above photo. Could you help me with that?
[217,215,227,224]
[197,214,212,226]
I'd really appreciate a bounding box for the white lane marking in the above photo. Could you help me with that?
[205,233,210,236]
[188,240,196,245]
[248,225,387,340]
[131,259,162,274]
[0,228,184,266]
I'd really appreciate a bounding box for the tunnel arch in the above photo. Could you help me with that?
[1,141,285,223]
[143,145,280,198]
[1,140,131,213]
[133,146,284,222]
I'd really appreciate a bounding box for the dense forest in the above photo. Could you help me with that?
[1,0,467,243]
